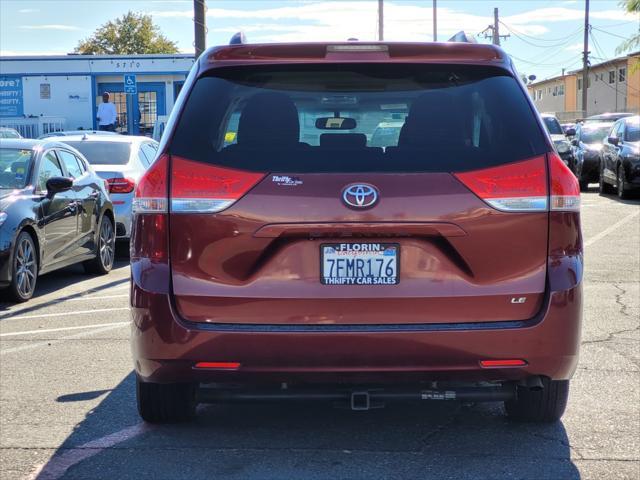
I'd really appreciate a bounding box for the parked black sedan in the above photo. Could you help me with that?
[599,116,640,199]
[571,122,613,191]
[0,139,114,302]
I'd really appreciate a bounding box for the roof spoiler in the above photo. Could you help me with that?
[448,31,477,44]
[229,32,247,45]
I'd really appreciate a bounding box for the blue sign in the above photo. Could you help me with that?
[124,74,137,94]
[0,77,24,117]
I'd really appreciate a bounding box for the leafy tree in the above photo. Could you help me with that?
[75,12,179,55]
[615,0,639,55]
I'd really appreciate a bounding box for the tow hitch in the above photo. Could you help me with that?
[197,383,517,411]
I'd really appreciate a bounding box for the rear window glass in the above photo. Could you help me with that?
[581,125,611,144]
[170,64,547,173]
[63,141,131,165]
[542,117,563,135]
[0,148,32,188]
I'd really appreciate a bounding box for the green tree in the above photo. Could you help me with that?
[75,12,179,55]
[615,0,640,55]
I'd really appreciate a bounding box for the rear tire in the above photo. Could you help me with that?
[617,165,629,200]
[578,179,588,192]
[599,163,614,195]
[505,378,569,423]
[136,377,197,423]
[83,214,115,275]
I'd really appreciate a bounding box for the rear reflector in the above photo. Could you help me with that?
[453,156,548,212]
[171,156,265,213]
[549,152,580,211]
[327,44,389,52]
[194,362,241,370]
[106,177,135,194]
[479,359,527,368]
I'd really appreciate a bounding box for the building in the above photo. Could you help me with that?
[0,53,195,137]
[527,51,640,122]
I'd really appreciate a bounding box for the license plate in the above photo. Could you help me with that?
[321,243,399,285]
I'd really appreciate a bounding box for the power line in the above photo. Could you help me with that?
[499,22,583,43]
[591,26,636,41]
[501,22,583,49]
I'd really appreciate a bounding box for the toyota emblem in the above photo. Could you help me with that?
[342,184,379,209]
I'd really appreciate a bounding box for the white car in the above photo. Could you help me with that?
[46,133,159,242]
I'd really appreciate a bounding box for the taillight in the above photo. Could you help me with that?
[454,156,548,212]
[170,156,265,213]
[131,154,169,262]
[106,177,135,194]
[549,152,580,211]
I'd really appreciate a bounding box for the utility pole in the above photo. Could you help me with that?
[433,0,437,41]
[481,8,509,46]
[581,0,590,118]
[378,0,384,41]
[194,0,207,58]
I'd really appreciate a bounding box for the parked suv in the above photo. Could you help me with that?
[131,42,582,424]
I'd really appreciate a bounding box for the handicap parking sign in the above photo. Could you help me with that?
[124,74,137,94]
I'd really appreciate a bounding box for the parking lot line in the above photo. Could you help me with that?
[0,307,130,321]
[0,321,129,337]
[68,294,129,301]
[0,323,128,355]
[584,210,639,248]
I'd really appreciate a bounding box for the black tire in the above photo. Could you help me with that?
[83,214,115,274]
[616,165,629,200]
[136,377,197,423]
[599,163,614,195]
[578,179,589,192]
[505,378,569,423]
[8,231,38,302]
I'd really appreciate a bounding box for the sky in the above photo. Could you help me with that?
[0,0,638,80]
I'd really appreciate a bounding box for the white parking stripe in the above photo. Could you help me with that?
[584,210,640,248]
[0,307,130,321]
[25,423,150,480]
[68,294,129,301]
[0,321,129,337]
[0,323,128,355]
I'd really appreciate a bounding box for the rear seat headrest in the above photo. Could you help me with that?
[237,92,301,147]
[319,133,367,149]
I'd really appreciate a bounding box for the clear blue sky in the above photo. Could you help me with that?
[0,0,637,80]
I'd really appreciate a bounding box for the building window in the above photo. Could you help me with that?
[619,67,626,83]
[558,84,564,96]
[538,89,543,100]
[578,78,582,90]
[609,70,615,84]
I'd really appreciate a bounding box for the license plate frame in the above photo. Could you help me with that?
[320,242,400,286]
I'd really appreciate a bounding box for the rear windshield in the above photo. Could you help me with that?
[0,148,32,189]
[581,125,611,144]
[542,117,563,135]
[170,64,547,173]
[63,141,131,165]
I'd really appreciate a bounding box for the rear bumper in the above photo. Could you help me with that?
[112,194,132,239]
[131,277,582,385]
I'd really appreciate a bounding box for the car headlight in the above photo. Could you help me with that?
[0,212,7,227]
[556,142,570,154]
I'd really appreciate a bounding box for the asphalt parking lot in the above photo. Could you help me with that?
[0,189,638,480]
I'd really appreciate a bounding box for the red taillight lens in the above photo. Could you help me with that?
[193,362,241,370]
[106,177,135,194]
[549,152,580,211]
[131,154,169,262]
[133,153,169,213]
[170,156,265,213]
[454,156,548,211]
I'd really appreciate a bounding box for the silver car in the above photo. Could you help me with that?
[46,133,159,241]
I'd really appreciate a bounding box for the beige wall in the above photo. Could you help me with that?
[627,55,640,114]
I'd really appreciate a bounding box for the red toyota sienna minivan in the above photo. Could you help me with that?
[131,41,582,423]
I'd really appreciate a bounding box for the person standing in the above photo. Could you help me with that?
[96,92,117,131]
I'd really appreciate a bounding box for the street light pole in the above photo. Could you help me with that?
[581,0,590,118]
[433,0,437,41]
[378,0,384,41]
[194,0,207,58]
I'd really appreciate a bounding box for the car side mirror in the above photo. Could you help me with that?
[607,136,619,146]
[45,176,73,197]
[571,139,578,146]
[565,128,576,137]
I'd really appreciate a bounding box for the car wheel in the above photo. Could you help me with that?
[83,214,115,274]
[617,165,629,199]
[504,378,569,423]
[578,179,588,192]
[599,163,614,195]
[9,231,38,302]
[136,377,197,423]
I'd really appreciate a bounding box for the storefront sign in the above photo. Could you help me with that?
[0,77,24,117]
